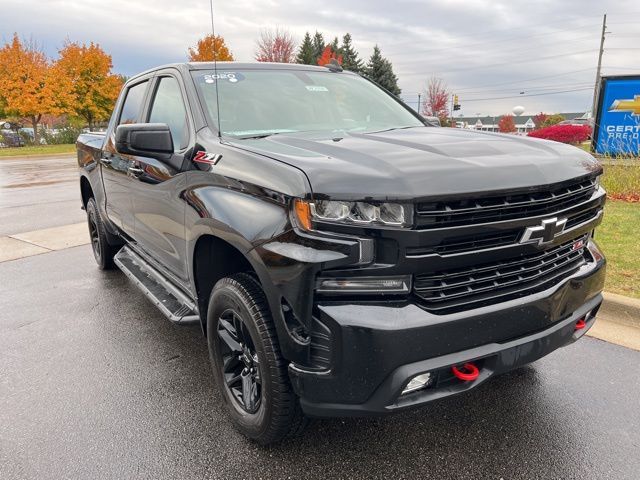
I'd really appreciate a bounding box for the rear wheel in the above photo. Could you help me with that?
[86,197,117,270]
[207,273,307,445]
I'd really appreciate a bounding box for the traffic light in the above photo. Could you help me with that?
[453,95,461,111]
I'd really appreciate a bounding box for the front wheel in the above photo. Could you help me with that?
[86,197,117,270]
[207,273,307,445]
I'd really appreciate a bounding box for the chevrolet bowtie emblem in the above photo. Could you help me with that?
[609,95,640,116]
[520,217,567,245]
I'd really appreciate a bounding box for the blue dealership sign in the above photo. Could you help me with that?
[593,75,640,155]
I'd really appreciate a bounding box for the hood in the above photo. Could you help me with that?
[228,127,601,201]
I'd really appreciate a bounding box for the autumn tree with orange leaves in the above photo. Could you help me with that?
[53,41,123,129]
[188,34,234,61]
[316,45,342,66]
[498,114,517,133]
[0,34,67,144]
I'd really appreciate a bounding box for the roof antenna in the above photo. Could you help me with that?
[326,58,343,72]
[209,0,222,138]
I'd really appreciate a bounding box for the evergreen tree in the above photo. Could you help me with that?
[330,36,340,55]
[340,33,363,73]
[365,45,401,95]
[312,31,325,63]
[296,32,316,65]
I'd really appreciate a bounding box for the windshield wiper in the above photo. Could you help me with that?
[233,130,299,140]
[236,133,277,140]
[366,125,423,134]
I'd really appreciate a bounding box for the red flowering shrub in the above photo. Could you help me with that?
[528,124,592,144]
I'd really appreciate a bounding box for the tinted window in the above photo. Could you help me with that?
[192,69,423,137]
[119,81,148,125]
[149,77,189,150]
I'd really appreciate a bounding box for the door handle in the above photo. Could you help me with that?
[128,166,144,177]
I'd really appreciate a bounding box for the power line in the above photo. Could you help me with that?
[450,68,597,92]
[459,82,593,96]
[433,49,597,74]
[396,16,606,44]
[388,13,640,51]
[388,24,601,57]
[461,87,593,103]
[393,34,598,65]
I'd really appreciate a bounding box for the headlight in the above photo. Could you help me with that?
[294,199,412,229]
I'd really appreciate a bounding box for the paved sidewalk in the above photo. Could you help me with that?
[588,292,640,351]
[0,222,89,262]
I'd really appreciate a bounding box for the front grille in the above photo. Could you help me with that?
[406,230,520,256]
[416,177,597,229]
[414,236,588,313]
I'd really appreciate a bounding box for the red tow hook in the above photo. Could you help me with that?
[575,317,587,330]
[451,363,480,381]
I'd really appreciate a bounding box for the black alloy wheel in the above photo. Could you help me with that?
[217,308,262,413]
[88,208,100,260]
[207,273,308,444]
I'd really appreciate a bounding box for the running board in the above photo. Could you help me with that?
[114,246,199,324]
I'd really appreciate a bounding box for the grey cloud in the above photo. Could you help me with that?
[1,0,637,114]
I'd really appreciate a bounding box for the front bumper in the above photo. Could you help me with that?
[289,256,605,417]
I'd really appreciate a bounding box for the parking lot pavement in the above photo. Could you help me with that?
[0,154,84,236]
[1,245,639,480]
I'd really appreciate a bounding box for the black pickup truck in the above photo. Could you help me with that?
[77,62,606,444]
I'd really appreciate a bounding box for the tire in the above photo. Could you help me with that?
[207,273,307,445]
[86,197,117,270]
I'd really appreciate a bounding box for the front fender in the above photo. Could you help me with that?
[183,171,362,365]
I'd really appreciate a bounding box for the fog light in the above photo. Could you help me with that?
[315,276,411,294]
[587,239,604,262]
[402,373,433,395]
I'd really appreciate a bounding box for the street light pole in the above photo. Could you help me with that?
[590,13,607,119]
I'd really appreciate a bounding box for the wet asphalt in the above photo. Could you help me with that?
[1,155,640,479]
[0,155,84,235]
[1,245,639,480]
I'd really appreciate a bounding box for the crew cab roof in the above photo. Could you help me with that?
[126,62,352,84]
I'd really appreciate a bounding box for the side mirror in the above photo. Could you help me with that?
[115,123,173,159]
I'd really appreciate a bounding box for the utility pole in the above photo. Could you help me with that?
[450,94,454,127]
[417,93,422,114]
[591,13,607,119]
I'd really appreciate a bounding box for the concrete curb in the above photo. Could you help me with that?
[599,292,640,328]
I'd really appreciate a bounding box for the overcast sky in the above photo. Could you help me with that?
[1,0,639,116]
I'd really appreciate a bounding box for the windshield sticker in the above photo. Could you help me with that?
[202,72,244,84]
[305,85,328,92]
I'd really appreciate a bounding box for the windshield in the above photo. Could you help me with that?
[191,68,424,138]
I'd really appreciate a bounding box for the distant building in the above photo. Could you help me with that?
[452,112,589,133]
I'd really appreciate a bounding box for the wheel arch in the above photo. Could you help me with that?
[80,175,94,208]
[192,233,267,336]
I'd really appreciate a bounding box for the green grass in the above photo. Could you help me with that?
[601,163,640,200]
[578,141,591,152]
[0,144,76,158]
[597,201,640,299]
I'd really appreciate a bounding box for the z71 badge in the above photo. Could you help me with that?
[193,151,222,165]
